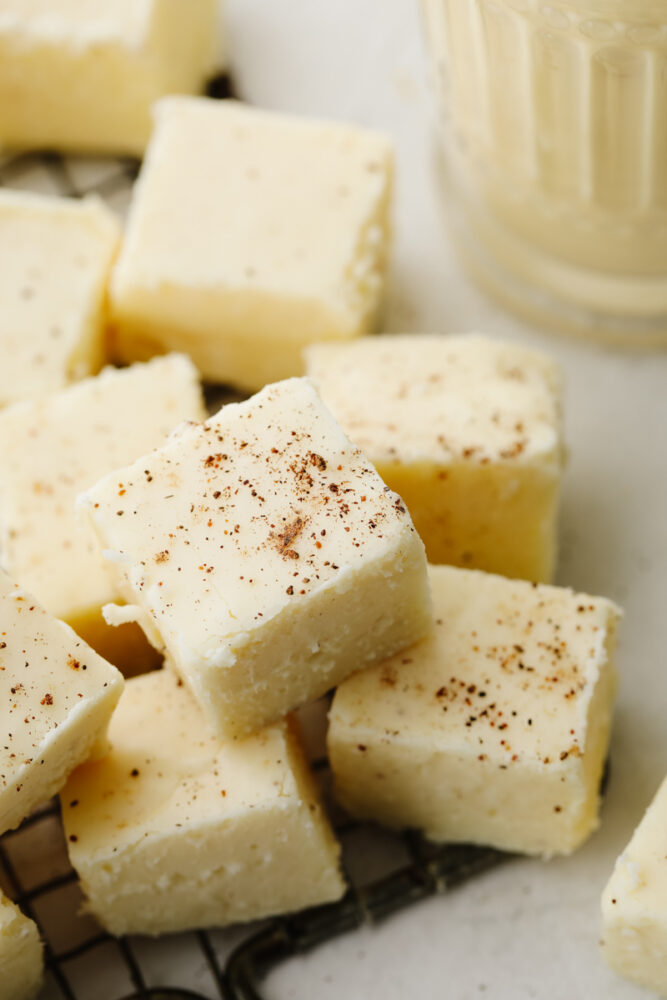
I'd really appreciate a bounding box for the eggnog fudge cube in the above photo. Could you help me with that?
[0,355,204,672]
[0,894,43,1000]
[78,377,432,738]
[110,98,393,389]
[0,571,123,834]
[0,190,119,408]
[328,565,620,857]
[0,0,222,155]
[62,670,344,935]
[601,776,667,995]
[306,334,564,582]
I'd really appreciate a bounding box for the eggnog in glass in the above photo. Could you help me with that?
[421,0,667,341]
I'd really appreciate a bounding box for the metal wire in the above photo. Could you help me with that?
[0,796,506,1000]
[0,73,508,998]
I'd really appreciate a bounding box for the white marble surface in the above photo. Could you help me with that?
[5,1,665,997]
[224,0,667,997]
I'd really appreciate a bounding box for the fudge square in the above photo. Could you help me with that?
[62,670,345,935]
[110,98,394,390]
[306,333,564,582]
[601,775,667,995]
[0,893,43,1000]
[0,190,119,408]
[328,565,621,857]
[0,0,222,155]
[78,377,432,739]
[0,571,123,835]
[0,355,205,672]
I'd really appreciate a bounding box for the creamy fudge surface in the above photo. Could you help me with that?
[0,0,222,154]
[306,333,564,581]
[329,565,620,857]
[0,571,123,835]
[601,775,667,996]
[0,354,205,628]
[0,190,119,408]
[62,670,345,935]
[305,334,561,466]
[79,377,431,737]
[110,98,393,388]
[0,893,43,1000]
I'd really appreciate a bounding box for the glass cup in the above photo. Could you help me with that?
[421,0,667,342]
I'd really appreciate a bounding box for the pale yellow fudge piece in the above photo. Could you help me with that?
[0,893,43,1000]
[62,670,345,935]
[0,355,205,673]
[0,571,123,835]
[0,0,222,155]
[78,377,432,738]
[0,190,119,408]
[328,565,620,857]
[306,333,564,582]
[110,98,393,389]
[601,776,667,995]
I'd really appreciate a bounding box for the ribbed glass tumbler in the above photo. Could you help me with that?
[421,0,667,342]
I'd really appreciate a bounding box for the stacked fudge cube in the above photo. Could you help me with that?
[66,375,432,933]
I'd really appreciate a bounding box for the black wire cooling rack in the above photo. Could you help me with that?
[0,762,506,1000]
[0,73,508,1000]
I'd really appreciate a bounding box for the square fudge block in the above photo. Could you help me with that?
[306,333,564,582]
[0,894,43,1000]
[0,355,205,672]
[78,377,432,738]
[0,571,123,835]
[61,670,345,935]
[0,0,222,155]
[110,98,394,390]
[328,565,621,857]
[0,190,119,408]
[601,775,667,995]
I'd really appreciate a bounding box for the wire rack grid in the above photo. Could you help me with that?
[0,771,506,1000]
[0,77,507,1000]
